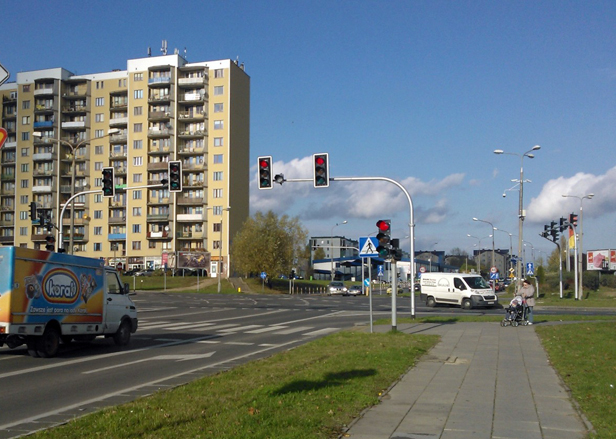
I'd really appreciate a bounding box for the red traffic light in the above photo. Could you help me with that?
[376,220,391,232]
[313,153,329,188]
[257,156,273,189]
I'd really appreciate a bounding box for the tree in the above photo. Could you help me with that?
[312,247,326,261]
[231,211,308,278]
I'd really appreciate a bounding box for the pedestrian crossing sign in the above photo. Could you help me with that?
[359,237,379,257]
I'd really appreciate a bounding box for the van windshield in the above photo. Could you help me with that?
[463,276,490,289]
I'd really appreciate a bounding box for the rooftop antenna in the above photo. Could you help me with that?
[147,47,151,57]
[183,47,187,59]
[161,40,168,56]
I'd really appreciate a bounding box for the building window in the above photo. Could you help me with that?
[94,177,102,187]
[134,73,143,81]
[213,206,222,215]
[94,194,102,203]
[95,145,103,154]
[214,69,224,78]
[213,154,223,164]
[95,162,103,171]
[213,171,223,181]
[213,188,223,198]
[21,147,29,156]
[20,211,28,220]
[214,86,223,96]
[133,140,143,149]
[133,190,142,200]
[21,132,29,141]
[94,243,102,251]
[132,241,141,250]
[22,84,30,92]
[20,227,28,236]
[132,207,142,216]
[20,179,28,188]
[134,106,142,116]
[95,113,104,122]
[214,120,223,130]
[213,240,221,250]
[95,129,104,138]
[20,195,28,204]
[22,116,30,125]
[21,164,28,172]
[94,210,103,219]
[134,89,143,99]
[134,123,142,133]
[22,100,30,110]
[94,227,102,235]
[133,157,143,166]
[214,103,223,113]
[213,222,222,232]
[95,97,104,107]
[133,173,143,183]
[132,224,141,233]
[214,137,223,147]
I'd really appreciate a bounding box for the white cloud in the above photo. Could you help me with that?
[527,166,616,223]
[250,155,466,224]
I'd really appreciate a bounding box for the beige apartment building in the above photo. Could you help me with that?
[0,54,250,277]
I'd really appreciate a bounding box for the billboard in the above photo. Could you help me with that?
[587,250,615,271]
[178,251,211,269]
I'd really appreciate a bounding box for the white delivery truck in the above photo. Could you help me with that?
[419,272,498,310]
[0,247,138,357]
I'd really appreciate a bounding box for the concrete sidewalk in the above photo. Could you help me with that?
[344,322,590,439]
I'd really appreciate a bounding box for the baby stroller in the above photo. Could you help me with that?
[501,296,529,327]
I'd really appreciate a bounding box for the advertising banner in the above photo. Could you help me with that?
[178,251,211,269]
[587,250,614,271]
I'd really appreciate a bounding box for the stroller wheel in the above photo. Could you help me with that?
[512,321,519,327]
[501,320,506,327]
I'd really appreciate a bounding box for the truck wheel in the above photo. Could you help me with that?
[37,327,60,358]
[113,320,131,346]
[462,299,473,310]
[27,338,40,358]
[426,296,436,307]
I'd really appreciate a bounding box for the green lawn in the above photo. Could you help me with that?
[29,331,438,439]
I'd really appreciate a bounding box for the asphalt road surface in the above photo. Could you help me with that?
[1,291,611,438]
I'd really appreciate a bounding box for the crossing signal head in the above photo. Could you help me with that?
[45,235,55,252]
[257,156,273,189]
[168,160,182,192]
[376,219,391,258]
[569,213,578,227]
[313,153,329,188]
[559,217,566,233]
[29,201,38,221]
[102,167,115,197]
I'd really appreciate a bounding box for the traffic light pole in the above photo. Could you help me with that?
[277,175,416,326]
[57,182,168,253]
[539,232,563,299]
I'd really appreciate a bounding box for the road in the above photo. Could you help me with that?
[1,291,611,438]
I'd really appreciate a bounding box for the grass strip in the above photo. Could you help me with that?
[536,322,616,439]
[31,331,438,439]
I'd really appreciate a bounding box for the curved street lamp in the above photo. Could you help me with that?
[494,145,540,293]
[562,193,594,300]
[330,220,348,281]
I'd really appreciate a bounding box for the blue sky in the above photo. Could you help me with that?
[3,0,616,261]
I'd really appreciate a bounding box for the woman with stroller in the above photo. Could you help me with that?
[518,279,536,324]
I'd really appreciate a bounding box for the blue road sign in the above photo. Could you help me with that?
[359,236,379,257]
[526,262,534,276]
[377,264,384,277]
[260,271,267,280]
[490,272,499,280]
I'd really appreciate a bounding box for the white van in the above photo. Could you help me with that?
[419,273,498,310]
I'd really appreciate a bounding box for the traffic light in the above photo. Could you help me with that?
[313,153,329,188]
[390,238,402,261]
[29,201,37,221]
[45,235,55,252]
[168,160,182,192]
[549,220,559,242]
[102,167,115,197]
[541,224,550,239]
[559,217,566,233]
[376,219,391,258]
[257,156,273,189]
[569,213,578,227]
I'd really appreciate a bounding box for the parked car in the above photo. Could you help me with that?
[135,269,154,277]
[346,285,363,296]
[327,281,348,296]
[123,268,140,277]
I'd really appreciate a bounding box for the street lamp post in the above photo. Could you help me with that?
[467,234,492,274]
[473,218,495,272]
[494,227,514,274]
[330,221,347,281]
[562,193,594,300]
[494,145,541,293]
[34,129,120,253]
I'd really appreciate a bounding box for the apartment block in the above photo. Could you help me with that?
[0,54,250,277]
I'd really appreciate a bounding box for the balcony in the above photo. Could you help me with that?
[33,169,55,177]
[147,162,169,172]
[110,133,128,144]
[34,88,55,96]
[176,213,204,222]
[148,77,171,86]
[148,94,171,104]
[34,121,54,129]
[178,145,205,155]
[109,116,128,126]
[147,128,172,138]
[179,92,205,102]
[177,196,205,205]
[111,101,128,110]
[0,219,15,227]
[183,162,205,171]
[148,110,172,121]
[35,104,55,113]
[61,121,86,129]
[147,231,170,239]
[148,197,170,205]
[178,130,206,138]
[176,231,204,239]
[108,233,126,240]
[2,141,16,149]
[146,213,170,222]
[178,111,205,121]
[32,152,56,161]
[32,185,53,193]
[109,217,126,224]
[148,144,174,154]
[0,236,14,243]
[178,77,206,87]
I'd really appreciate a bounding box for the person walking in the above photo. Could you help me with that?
[518,279,536,324]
